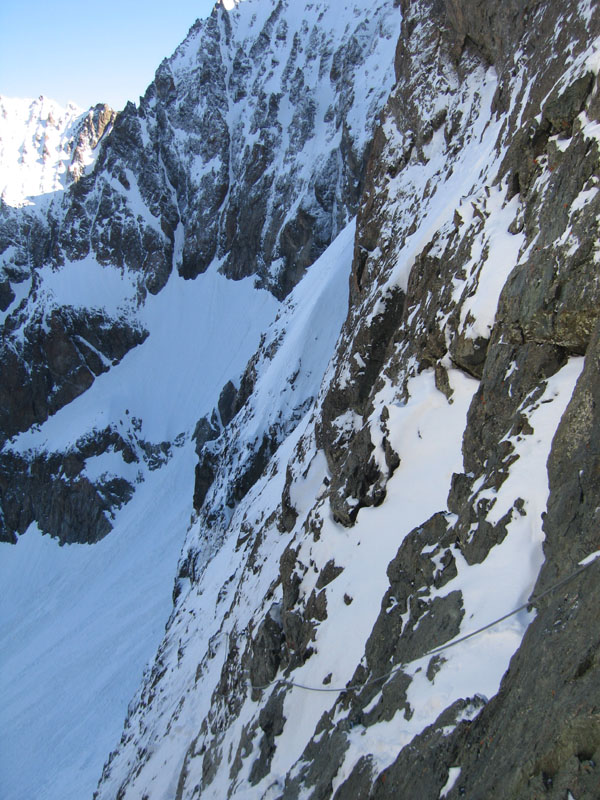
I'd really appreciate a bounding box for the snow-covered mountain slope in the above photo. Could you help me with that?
[0,0,400,549]
[93,218,356,800]
[0,96,115,206]
[93,1,600,798]
[0,265,279,800]
[2,0,600,799]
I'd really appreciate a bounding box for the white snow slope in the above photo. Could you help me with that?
[0,3,403,794]
[0,96,106,206]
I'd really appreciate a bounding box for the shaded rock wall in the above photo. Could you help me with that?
[309,0,600,796]
[0,307,147,444]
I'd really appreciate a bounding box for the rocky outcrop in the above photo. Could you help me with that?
[67,104,116,184]
[0,445,129,546]
[0,418,190,545]
[0,306,147,443]
[0,303,148,544]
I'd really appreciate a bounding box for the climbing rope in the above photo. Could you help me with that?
[248,551,600,694]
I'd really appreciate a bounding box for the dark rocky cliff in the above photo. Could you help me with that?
[270,1,600,796]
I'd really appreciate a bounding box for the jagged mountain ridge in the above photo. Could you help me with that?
[2,0,600,799]
[0,0,400,547]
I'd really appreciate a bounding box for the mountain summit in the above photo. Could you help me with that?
[1,1,600,799]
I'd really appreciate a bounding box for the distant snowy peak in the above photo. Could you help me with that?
[0,95,115,206]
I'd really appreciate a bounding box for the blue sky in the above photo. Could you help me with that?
[0,0,218,110]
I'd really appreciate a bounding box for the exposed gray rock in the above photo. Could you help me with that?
[249,690,287,785]
[0,278,14,311]
[249,605,286,697]
[0,306,148,444]
[67,104,117,184]
[420,324,600,800]
[218,380,238,428]
[0,427,137,545]
[192,412,220,457]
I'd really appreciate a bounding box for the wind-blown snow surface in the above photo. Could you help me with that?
[0,478,192,800]
[0,96,89,206]
[0,266,279,800]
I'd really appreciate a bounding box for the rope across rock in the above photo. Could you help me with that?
[245,551,600,694]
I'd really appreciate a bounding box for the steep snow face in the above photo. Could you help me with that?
[93,219,355,800]
[0,0,398,786]
[0,219,353,800]
[0,96,113,206]
[0,484,192,800]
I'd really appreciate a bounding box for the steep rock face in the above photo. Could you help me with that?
[295,1,600,796]
[91,1,600,798]
[137,0,400,296]
[1,0,400,298]
[0,305,147,444]
[67,104,116,184]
